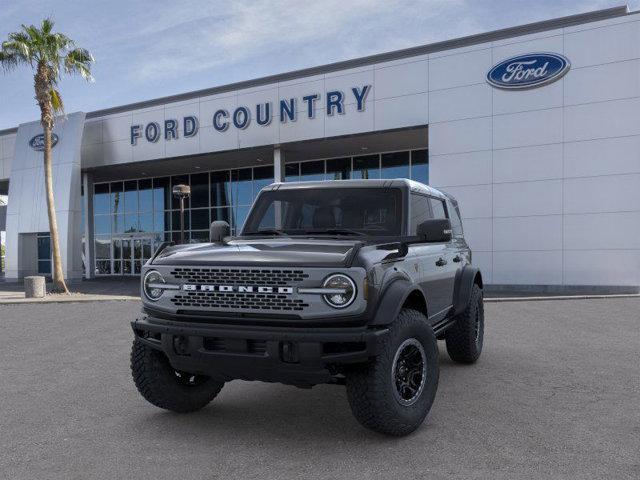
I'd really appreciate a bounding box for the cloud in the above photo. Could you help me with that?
[110,0,470,82]
[1,0,639,130]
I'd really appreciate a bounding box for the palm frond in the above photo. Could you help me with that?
[64,47,94,81]
[23,24,43,46]
[50,87,64,113]
[0,50,19,71]
[41,17,54,35]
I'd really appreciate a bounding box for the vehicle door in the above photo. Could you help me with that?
[408,193,450,321]
[428,196,458,315]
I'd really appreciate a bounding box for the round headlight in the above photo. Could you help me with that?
[143,270,165,301]
[322,274,356,308]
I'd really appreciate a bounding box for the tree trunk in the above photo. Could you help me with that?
[43,123,69,294]
[35,65,69,294]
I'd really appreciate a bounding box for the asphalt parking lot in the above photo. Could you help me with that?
[1,298,639,479]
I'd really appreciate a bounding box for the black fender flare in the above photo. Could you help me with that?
[452,266,483,316]
[369,278,426,326]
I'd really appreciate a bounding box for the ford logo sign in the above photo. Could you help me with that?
[29,133,59,151]
[487,53,570,90]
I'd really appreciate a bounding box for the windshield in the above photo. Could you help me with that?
[242,187,403,237]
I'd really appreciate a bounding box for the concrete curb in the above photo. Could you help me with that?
[485,293,640,303]
[1,293,638,306]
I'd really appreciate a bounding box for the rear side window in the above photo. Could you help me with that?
[430,198,447,219]
[409,194,432,235]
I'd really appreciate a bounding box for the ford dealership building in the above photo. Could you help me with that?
[0,5,639,292]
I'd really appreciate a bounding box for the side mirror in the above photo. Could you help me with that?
[417,219,452,243]
[210,221,231,243]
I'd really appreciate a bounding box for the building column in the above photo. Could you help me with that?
[82,172,94,279]
[273,146,285,183]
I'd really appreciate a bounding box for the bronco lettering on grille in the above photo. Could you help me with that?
[182,285,294,294]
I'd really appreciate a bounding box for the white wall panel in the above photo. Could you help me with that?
[428,48,492,91]
[80,143,102,169]
[324,68,374,107]
[564,60,640,106]
[564,97,640,142]
[131,108,165,162]
[493,215,563,251]
[564,250,640,286]
[374,60,428,100]
[278,77,325,113]
[82,120,103,145]
[493,251,563,285]
[429,83,492,123]
[429,116,491,155]
[325,102,374,138]
[238,115,279,149]
[564,174,640,214]
[564,211,640,250]
[429,150,492,187]
[462,218,492,252]
[102,139,133,165]
[492,33,563,59]
[199,125,238,153]
[564,20,640,68]
[279,112,325,143]
[472,251,493,283]
[164,102,200,158]
[493,143,563,183]
[493,108,562,149]
[441,184,492,219]
[492,80,563,115]
[373,93,428,132]
[102,114,133,143]
[564,136,640,178]
[199,94,237,130]
[2,134,16,160]
[493,180,562,217]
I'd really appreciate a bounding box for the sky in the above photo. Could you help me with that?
[0,0,638,130]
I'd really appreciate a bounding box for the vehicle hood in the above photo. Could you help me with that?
[151,238,362,268]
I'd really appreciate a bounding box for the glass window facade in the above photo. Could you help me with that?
[93,165,273,275]
[286,149,428,184]
[91,148,427,275]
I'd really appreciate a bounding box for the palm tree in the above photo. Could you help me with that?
[0,18,93,293]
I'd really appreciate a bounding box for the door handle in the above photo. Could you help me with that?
[453,255,461,263]
[435,257,447,267]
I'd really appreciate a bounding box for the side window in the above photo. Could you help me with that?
[409,194,432,235]
[430,198,447,219]
[448,200,463,237]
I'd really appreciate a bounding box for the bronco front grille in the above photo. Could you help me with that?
[170,267,309,286]
[170,291,309,311]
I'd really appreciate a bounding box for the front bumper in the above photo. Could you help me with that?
[131,316,388,386]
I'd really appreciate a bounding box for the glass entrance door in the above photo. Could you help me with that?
[110,235,155,275]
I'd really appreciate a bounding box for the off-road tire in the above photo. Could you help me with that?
[345,309,439,436]
[445,283,484,363]
[131,339,224,413]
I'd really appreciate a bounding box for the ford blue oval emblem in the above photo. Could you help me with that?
[29,133,59,151]
[487,53,570,90]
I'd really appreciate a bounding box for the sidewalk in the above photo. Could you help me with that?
[1,276,638,305]
[0,277,140,304]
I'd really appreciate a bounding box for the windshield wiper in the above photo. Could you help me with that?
[242,229,287,236]
[301,228,365,236]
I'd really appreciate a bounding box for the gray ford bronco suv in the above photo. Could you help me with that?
[131,179,484,436]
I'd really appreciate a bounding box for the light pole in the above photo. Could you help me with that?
[172,184,191,244]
